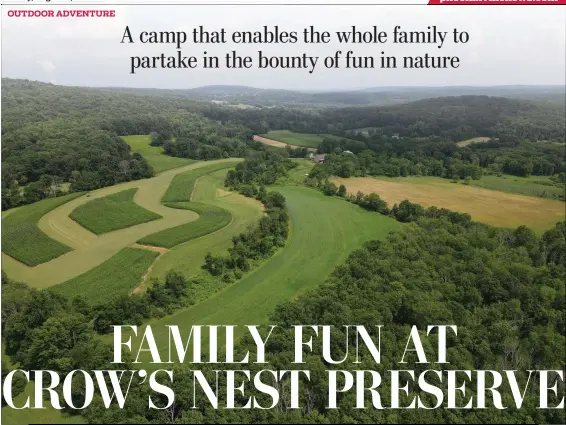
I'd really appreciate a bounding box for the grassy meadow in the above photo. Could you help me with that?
[1,193,84,266]
[122,185,402,364]
[331,175,565,232]
[70,189,162,234]
[123,134,196,174]
[259,130,324,148]
[50,247,159,304]
[468,174,564,200]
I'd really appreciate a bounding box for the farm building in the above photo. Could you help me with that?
[310,153,327,163]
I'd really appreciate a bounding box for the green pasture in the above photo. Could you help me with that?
[260,130,324,148]
[124,185,402,364]
[468,174,565,200]
[1,193,84,266]
[69,189,162,234]
[162,162,240,203]
[123,134,196,174]
[50,247,159,304]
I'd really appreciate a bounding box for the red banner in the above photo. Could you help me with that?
[429,0,566,4]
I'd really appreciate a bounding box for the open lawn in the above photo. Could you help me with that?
[123,134,196,174]
[1,193,84,266]
[1,160,239,288]
[259,130,324,148]
[50,247,159,304]
[70,189,162,234]
[122,185,402,364]
[331,175,565,232]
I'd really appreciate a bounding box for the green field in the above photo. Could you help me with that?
[1,193,84,266]
[144,169,264,282]
[137,162,239,248]
[69,189,162,234]
[123,134,196,174]
[1,160,239,289]
[124,185,402,363]
[50,247,159,304]
[162,162,240,203]
[1,382,85,425]
[260,130,324,148]
[468,174,565,200]
[138,202,232,248]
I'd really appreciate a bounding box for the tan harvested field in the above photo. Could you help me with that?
[456,136,491,147]
[331,176,565,232]
[253,135,317,152]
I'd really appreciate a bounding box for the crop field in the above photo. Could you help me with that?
[138,202,232,248]
[1,193,84,266]
[145,170,264,282]
[125,185,402,363]
[331,175,565,232]
[259,130,324,148]
[70,189,162,234]
[1,160,239,288]
[123,134,196,174]
[144,170,263,281]
[162,161,240,202]
[50,247,159,304]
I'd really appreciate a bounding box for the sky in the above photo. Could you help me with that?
[1,4,565,90]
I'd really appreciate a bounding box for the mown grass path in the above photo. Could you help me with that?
[1,159,240,288]
[125,186,402,363]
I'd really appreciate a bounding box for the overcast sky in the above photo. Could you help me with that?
[2,5,565,90]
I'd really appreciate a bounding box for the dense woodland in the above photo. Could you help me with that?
[2,217,564,423]
[2,79,565,210]
[310,138,565,189]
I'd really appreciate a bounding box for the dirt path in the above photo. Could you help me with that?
[131,243,169,293]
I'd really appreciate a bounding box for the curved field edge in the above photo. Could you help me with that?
[162,161,240,203]
[2,159,239,289]
[69,188,162,235]
[136,162,240,248]
[125,185,403,364]
[1,192,84,266]
[144,172,265,282]
[137,202,232,248]
[123,134,197,174]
